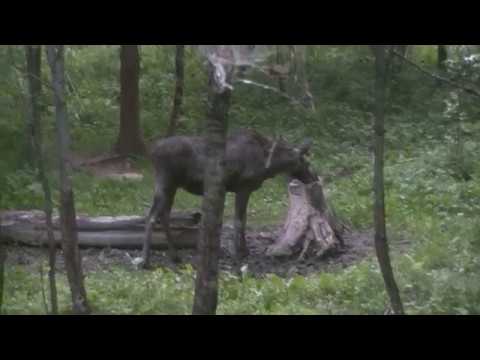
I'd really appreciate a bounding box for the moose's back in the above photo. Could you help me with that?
[149,129,272,195]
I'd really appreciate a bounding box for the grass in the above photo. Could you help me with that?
[2,45,480,314]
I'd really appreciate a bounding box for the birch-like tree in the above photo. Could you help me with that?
[46,45,90,314]
[25,45,58,314]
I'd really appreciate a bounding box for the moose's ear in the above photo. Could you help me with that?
[297,138,313,156]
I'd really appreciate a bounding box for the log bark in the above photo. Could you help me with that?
[267,180,344,260]
[0,211,201,250]
[1,229,198,250]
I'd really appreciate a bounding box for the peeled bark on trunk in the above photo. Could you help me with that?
[46,45,90,315]
[267,180,344,259]
[372,45,404,315]
[114,45,146,156]
[192,52,233,315]
[25,45,58,314]
[167,45,185,136]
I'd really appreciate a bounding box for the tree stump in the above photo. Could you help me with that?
[266,179,345,260]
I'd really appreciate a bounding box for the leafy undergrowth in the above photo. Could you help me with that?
[4,230,480,315]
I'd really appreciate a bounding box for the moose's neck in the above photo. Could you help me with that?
[263,160,292,179]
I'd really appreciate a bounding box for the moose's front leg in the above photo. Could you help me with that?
[233,191,251,260]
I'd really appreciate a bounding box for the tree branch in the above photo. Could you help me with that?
[392,50,480,98]
[11,62,55,92]
[235,78,304,107]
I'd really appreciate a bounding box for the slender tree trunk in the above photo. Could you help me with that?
[438,45,448,71]
[371,45,405,315]
[6,46,35,166]
[114,45,146,156]
[295,45,315,111]
[276,45,286,93]
[395,45,408,58]
[392,45,409,72]
[285,45,315,111]
[0,236,5,314]
[192,54,233,315]
[167,45,185,137]
[46,45,90,315]
[25,45,58,315]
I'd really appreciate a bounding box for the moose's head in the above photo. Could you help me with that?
[265,137,318,184]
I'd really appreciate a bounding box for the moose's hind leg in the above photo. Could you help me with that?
[161,188,180,264]
[142,194,163,269]
[233,191,251,260]
[142,187,179,268]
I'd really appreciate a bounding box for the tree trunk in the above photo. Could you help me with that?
[267,180,344,259]
[295,45,315,111]
[46,45,90,315]
[192,52,233,315]
[371,45,404,315]
[276,45,287,93]
[0,235,5,314]
[438,45,448,71]
[286,45,315,111]
[114,45,146,156]
[25,45,58,314]
[392,45,409,72]
[396,45,408,57]
[167,45,185,137]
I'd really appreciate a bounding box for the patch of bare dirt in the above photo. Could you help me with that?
[70,153,144,181]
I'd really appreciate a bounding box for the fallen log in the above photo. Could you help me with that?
[266,179,345,259]
[0,228,199,250]
[0,211,201,250]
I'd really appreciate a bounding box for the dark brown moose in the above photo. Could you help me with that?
[142,129,315,268]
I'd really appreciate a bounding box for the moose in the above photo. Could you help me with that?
[141,128,316,268]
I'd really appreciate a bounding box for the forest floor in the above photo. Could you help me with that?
[70,152,144,180]
[5,224,409,278]
[5,153,412,278]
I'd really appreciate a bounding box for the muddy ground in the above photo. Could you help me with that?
[4,223,384,278]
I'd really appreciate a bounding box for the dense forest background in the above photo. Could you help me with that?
[1,45,480,315]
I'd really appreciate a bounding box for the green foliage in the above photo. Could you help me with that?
[2,45,480,314]
[0,168,44,210]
